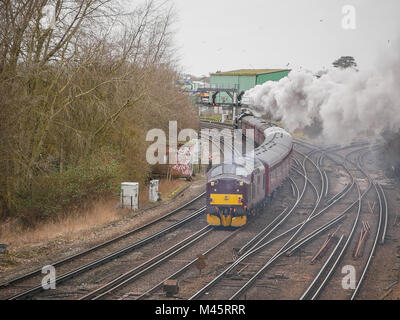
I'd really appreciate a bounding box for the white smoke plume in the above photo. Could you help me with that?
[244,40,400,144]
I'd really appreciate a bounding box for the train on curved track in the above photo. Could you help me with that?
[206,111,293,227]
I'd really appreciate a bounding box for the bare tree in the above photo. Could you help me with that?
[0,0,197,223]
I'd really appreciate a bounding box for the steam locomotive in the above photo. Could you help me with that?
[206,112,293,227]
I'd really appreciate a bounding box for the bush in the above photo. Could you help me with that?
[15,151,121,227]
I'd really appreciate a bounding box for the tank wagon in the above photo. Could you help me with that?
[206,113,293,227]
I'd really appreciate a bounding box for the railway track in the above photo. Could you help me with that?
[188,141,381,300]
[115,138,387,301]
[0,121,227,299]
[296,143,388,300]
[83,123,298,300]
[199,120,234,130]
[0,187,210,299]
[135,227,243,300]
[1,122,240,300]
[75,122,256,299]
[135,177,300,300]
[187,145,319,299]
[80,225,215,300]
[3,119,390,300]
[0,192,206,291]
[78,138,386,301]
[298,150,365,300]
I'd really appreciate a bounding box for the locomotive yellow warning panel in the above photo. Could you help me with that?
[210,194,243,205]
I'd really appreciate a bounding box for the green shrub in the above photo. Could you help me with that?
[15,150,121,227]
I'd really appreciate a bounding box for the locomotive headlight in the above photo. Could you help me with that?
[211,182,215,186]
[239,182,244,186]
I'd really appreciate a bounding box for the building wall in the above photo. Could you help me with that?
[210,70,290,104]
[210,75,256,103]
[256,70,290,85]
[238,76,256,92]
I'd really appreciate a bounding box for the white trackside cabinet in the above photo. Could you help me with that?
[149,180,159,202]
[120,182,139,210]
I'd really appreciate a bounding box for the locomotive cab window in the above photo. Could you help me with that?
[235,166,249,177]
[211,166,223,177]
[211,164,249,178]
[224,164,235,174]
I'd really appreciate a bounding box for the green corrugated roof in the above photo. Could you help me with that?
[211,69,290,76]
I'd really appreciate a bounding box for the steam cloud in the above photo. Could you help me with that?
[244,40,400,144]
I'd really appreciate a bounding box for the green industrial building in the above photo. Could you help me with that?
[209,69,290,104]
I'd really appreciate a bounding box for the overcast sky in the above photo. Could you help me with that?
[171,0,400,76]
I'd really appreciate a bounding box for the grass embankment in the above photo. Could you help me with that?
[0,178,189,251]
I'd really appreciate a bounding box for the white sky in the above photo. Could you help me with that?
[171,0,400,76]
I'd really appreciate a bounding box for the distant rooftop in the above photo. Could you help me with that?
[211,69,290,76]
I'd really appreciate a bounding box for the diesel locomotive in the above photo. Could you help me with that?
[206,113,293,227]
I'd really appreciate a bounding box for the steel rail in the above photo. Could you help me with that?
[290,177,297,198]
[357,149,387,244]
[294,148,323,202]
[300,234,346,300]
[323,170,329,198]
[263,146,328,262]
[378,184,388,245]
